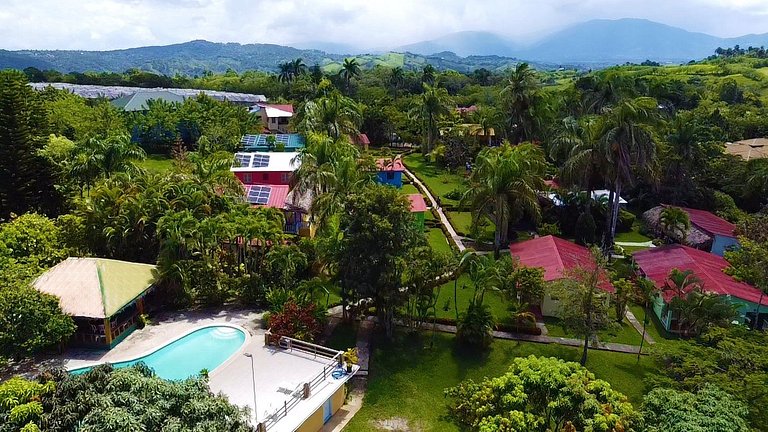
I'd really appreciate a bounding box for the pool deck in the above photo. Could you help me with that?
[32,307,354,432]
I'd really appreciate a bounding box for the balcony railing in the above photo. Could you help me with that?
[258,333,345,431]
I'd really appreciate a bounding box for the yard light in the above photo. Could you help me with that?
[244,353,258,424]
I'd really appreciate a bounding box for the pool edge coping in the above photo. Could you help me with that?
[66,323,253,378]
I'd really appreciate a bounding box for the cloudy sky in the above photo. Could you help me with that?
[2,0,768,51]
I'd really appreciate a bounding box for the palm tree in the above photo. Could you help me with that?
[291,58,308,76]
[550,116,609,207]
[659,206,691,242]
[501,63,541,143]
[339,58,361,91]
[409,83,450,155]
[421,64,436,85]
[278,62,293,83]
[297,92,362,140]
[463,142,546,258]
[68,134,145,193]
[598,97,658,252]
[471,107,500,146]
[663,116,702,205]
[389,67,405,92]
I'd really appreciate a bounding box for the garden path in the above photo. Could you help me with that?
[402,165,466,252]
[625,309,655,344]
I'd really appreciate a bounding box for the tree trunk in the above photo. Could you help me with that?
[608,179,623,250]
[454,278,459,322]
[603,188,615,253]
[580,330,589,366]
[637,303,648,362]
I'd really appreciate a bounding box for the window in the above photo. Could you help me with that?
[386,172,395,180]
[281,172,291,183]
[262,173,269,181]
[243,173,252,184]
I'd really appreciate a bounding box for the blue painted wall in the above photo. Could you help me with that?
[711,235,740,256]
[377,171,402,188]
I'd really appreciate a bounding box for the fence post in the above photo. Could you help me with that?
[302,382,311,399]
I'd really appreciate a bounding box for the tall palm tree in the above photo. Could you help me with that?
[550,116,608,196]
[410,83,450,155]
[421,64,436,85]
[471,107,500,146]
[659,206,691,242]
[389,67,405,92]
[277,62,293,84]
[663,116,702,205]
[501,63,541,143]
[463,142,547,258]
[291,58,308,76]
[297,92,362,140]
[599,97,658,251]
[339,58,361,91]
[68,134,145,193]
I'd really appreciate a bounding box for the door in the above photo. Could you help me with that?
[322,397,332,423]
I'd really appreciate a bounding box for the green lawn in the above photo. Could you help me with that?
[446,211,495,241]
[614,221,653,253]
[400,183,421,195]
[427,228,452,254]
[402,153,466,205]
[433,275,509,321]
[344,331,657,432]
[544,316,642,346]
[137,154,174,173]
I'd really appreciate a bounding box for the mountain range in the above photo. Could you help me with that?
[1,19,767,75]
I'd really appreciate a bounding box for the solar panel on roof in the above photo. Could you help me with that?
[247,185,271,205]
[251,154,270,168]
[234,153,252,167]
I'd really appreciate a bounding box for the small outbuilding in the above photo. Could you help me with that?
[376,158,404,188]
[509,235,614,317]
[407,193,428,230]
[642,205,739,256]
[33,258,158,348]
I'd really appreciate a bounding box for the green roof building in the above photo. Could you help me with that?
[111,90,185,112]
[33,257,158,348]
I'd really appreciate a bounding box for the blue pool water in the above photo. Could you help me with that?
[70,325,246,380]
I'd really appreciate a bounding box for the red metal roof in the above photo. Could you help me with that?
[245,184,290,209]
[633,244,765,305]
[456,105,478,115]
[509,235,614,293]
[666,205,736,238]
[376,158,404,172]
[544,179,561,189]
[407,194,428,212]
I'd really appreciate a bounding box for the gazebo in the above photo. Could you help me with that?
[33,257,158,348]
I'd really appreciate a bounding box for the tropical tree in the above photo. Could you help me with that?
[0,377,55,432]
[0,70,61,218]
[409,83,450,155]
[599,97,659,251]
[659,206,691,242]
[334,184,422,338]
[421,64,436,85]
[388,66,405,93]
[463,142,546,258]
[297,92,361,140]
[642,385,750,432]
[455,252,502,348]
[501,63,542,143]
[446,355,640,432]
[550,247,612,365]
[67,134,145,193]
[339,58,361,91]
[663,268,737,336]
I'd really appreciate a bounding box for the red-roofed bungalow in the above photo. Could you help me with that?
[353,133,370,150]
[509,235,614,317]
[633,244,767,331]
[407,193,428,230]
[376,158,405,188]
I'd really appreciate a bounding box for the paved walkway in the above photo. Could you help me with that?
[320,317,374,432]
[625,308,655,345]
[615,240,656,248]
[402,166,466,252]
[414,321,644,355]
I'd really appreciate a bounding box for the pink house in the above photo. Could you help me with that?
[231,152,300,186]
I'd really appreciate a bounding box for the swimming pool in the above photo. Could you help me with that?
[69,325,247,380]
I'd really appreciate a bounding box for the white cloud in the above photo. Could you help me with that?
[0,0,766,51]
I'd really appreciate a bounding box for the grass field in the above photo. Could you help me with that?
[402,153,466,205]
[544,316,643,346]
[433,274,509,321]
[426,228,453,254]
[400,183,420,195]
[324,322,358,352]
[446,211,495,241]
[627,303,679,348]
[137,154,174,173]
[344,331,657,432]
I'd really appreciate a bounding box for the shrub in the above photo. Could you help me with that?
[537,222,561,237]
[268,300,324,342]
[574,212,597,245]
[444,187,466,201]
[456,302,495,349]
[616,209,636,232]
